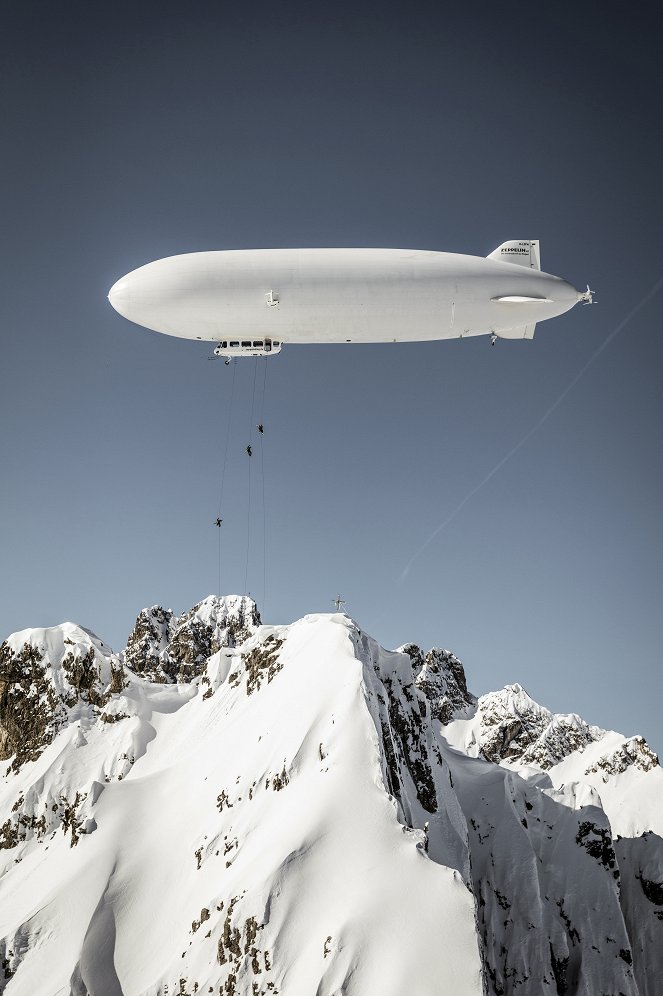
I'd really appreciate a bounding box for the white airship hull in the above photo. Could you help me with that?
[108,246,585,350]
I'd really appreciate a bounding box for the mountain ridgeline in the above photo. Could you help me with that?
[0,596,661,996]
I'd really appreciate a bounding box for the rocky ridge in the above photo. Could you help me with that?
[124,595,260,682]
[443,680,658,775]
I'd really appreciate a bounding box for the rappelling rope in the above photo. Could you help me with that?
[244,357,259,594]
[216,360,237,596]
[258,358,268,614]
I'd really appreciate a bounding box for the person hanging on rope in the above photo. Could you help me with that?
[246,444,252,457]
[214,518,223,527]
[256,423,264,434]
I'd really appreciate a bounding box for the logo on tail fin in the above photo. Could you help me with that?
[487,240,541,270]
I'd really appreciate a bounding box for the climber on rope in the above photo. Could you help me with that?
[214,518,223,527]
[256,423,264,434]
[246,444,252,457]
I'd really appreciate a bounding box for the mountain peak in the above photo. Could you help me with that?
[124,594,261,683]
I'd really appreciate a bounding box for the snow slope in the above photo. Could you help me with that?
[0,598,661,995]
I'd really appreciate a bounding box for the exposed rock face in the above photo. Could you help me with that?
[123,596,261,683]
[0,624,123,771]
[158,595,260,682]
[0,641,64,767]
[585,736,659,778]
[518,714,602,769]
[470,684,602,769]
[228,634,284,696]
[370,648,440,816]
[403,645,476,724]
[123,605,175,682]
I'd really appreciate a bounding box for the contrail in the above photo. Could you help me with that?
[399,273,663,583]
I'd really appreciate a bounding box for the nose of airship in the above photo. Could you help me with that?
[107,257,198,338]
[108,275,132,318]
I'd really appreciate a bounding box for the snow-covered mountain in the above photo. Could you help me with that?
[0,596,661,995]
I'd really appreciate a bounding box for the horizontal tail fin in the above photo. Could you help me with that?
[488,240,541,270]
[497,322,537,340]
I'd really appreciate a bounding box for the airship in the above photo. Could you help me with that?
[108,241,593,358]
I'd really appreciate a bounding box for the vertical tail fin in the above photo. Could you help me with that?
[488,240,541,270]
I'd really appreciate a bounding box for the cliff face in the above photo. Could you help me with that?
[443,678,663,996]
[0,599,661,996]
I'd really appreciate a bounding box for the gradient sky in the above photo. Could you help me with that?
[2,1,661,752]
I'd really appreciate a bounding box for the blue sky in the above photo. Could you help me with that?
[2,0,661,751]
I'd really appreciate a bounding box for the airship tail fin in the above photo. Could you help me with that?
[488,240,541,270]
[498,322,537,340]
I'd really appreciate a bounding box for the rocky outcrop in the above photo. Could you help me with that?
[158,596,260,681]
[585,736,659,779]
[0,626,123,771]
[122,597,261,683]
[0,641,65,768]
[404,645,476,724]
[518,714,601,769]
[473,684,602,769]
[123,606,175,682]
